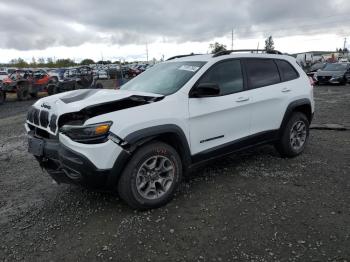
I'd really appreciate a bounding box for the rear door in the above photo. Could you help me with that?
[188,59,252,155]
[244,58,299,135]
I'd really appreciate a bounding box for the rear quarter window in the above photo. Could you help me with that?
[244,59,280,89]
[275,59,299,82]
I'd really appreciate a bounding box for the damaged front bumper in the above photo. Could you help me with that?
[26,129,130,189]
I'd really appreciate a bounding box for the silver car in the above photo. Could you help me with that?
[315,63,350,85]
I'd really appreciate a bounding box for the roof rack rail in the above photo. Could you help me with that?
[166,53,202,61]
[212,49,283,57]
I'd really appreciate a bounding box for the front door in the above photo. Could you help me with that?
[188,59,252,155]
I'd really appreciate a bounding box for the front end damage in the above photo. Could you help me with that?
[25,89,163,188]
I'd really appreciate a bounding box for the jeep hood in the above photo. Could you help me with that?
[33,89,164,116]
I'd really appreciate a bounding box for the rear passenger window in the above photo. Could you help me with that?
[198,60,243,95]
[245,59,280,89]
[275,60,299,81]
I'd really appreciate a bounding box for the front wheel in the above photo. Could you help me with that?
[118,141,182,210]
[0,91,5,105]
[16,85,29,101]
[275,112,310,158]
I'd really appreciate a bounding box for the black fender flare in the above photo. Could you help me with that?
[279,98,312,134]
[107,124,192,188]
[124,124,192,165]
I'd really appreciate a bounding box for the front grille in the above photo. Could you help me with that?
[27,107,35,122]
[27,107,58,134]
[49,114,57,133]
[317,76,332,82]
[33,109,40,125]
[40,110,49,128]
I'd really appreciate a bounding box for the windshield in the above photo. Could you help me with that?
[323,63,348,71]
[121,61,206,95]
[310,63,325,71]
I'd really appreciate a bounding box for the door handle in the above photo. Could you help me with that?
[281,88,291,93]
[236,97,250,102]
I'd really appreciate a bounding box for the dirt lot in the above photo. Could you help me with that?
[0,85,349,262]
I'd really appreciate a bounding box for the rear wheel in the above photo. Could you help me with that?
[118,141,182,210]
[47,84,58,96]
[341,77,347,85]
[275,112,309,158]
[95,83,103,89]
[29,87,38,98]
[16,84,29,101]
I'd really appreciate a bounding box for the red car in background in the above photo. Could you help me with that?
[2,69,52,100]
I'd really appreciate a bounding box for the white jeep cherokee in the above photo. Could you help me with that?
[26,50,314,209]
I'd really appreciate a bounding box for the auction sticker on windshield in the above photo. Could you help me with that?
[178,65,200,72]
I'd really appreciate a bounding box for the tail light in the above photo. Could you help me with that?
[308,77,315,87]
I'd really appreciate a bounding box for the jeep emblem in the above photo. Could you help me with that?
[41,103,51,110]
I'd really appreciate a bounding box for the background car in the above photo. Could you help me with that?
[47,66,103,95]
[97,69,109,79]
[2,69,52,99]
[306,62,326,83]
[2,70,35,100]
[48,68,67,83]
[0,82,5,104]
[315,62,350,85]
[0,71,8,82]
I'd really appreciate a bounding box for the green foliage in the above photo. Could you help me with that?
[209,42,227,54]
[9,58,28,68]
[55,59,76,68]
[265,36,275,51]
[80,58,95,65]
[3,57,77,68]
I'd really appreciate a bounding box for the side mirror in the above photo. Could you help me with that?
[190,83,220,98]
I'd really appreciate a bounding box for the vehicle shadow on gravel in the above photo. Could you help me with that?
[65,144,286,211]
[46,144,280,212]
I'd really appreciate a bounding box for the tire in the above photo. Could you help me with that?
[118,141,182,210]
[30,90,38,98]
[95,83,103,89]
[16,85,29,101]
[0,91,5,105]
[275,112,310,158]
[47,84,58,96]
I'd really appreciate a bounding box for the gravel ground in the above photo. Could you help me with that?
[0,85,349,262]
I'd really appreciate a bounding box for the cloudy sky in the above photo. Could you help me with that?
[0,0,349,63]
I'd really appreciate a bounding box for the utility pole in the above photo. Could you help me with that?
[231,28,234,50]
[146,43,149,62]
[344,37,347,50]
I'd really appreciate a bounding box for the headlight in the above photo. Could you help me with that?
[60,121,112,144]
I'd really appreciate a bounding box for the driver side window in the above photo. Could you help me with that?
[198,60,243,95]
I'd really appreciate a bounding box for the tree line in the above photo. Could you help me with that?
[1,57,125,68]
